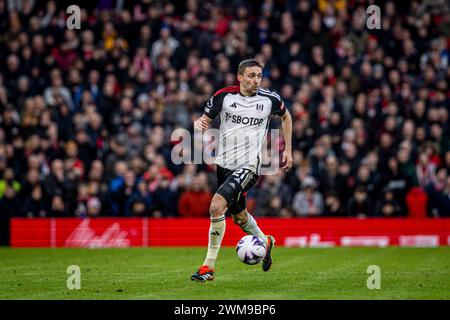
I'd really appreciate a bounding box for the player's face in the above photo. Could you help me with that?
[238,66,262,95]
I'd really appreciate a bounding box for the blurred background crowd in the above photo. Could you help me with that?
[0,0,449,222]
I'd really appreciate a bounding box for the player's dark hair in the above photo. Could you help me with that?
[237,59,264,75]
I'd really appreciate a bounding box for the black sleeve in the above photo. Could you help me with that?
[270,92,286,116]
[203,93,225,119]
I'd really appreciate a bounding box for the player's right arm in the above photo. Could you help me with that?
[194,89,226,131]
[194,114,212,131]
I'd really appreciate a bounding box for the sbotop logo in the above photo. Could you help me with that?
[170,128,281,176]
[223,112,265,126]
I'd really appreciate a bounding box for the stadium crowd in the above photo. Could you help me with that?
[0,0,450,226]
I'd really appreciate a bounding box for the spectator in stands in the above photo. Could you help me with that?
[292,176,324,216]
[425,168,450,217]
[416,151,437,188]
[346,185,373,218]
[43,70,74,110]
[0,167,21,198]
[256,173,292,216]
[376,187,403,217]
[380,157,412,212]
[354,164,378,199]
[178,173,212,217]
[433,176,450,217]
[111,169,136,216]
[153,171,179,217]
[324,191,343,216]
[22,185,48,218]
[49,194,67,217]
[129,198,150,217]
[125,179,153,217]
[86,196,102,217]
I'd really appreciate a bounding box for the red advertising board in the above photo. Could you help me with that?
[10,217,450,248]
[11,218,147,248]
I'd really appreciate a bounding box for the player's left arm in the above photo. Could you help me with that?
[279,106,293,173]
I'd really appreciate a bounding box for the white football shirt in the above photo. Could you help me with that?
[203,86,286,174]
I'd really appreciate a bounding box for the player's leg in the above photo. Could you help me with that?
[232,207,275,272]
[191,193,227,282]
[232,208,266,241]
[203,193,227,268]
[191,166,233,282]
[228,169,266,240]
[230,184,275,272]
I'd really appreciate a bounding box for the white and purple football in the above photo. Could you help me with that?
[236,235,267,265]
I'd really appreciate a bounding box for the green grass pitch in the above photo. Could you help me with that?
[0,247,449,299]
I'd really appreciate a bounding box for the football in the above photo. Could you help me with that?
[236,235,267,265]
